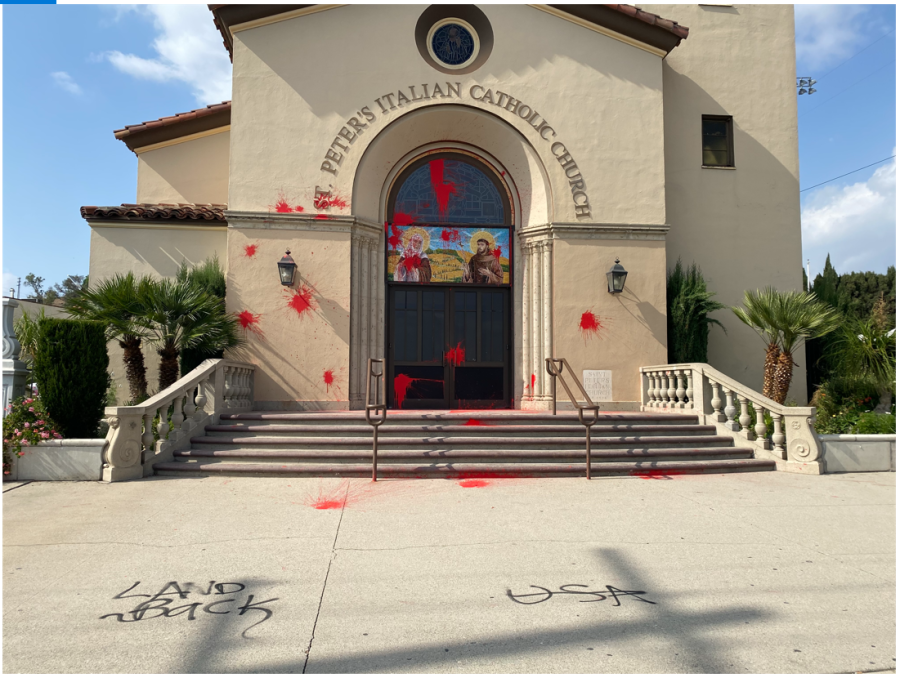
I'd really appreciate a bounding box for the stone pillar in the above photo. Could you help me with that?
[530,242,542,396]
[521,242,532,402]
[360,238,370,380]
[2,299,28,411]
[541,240,553,402]
[349,235,362,407]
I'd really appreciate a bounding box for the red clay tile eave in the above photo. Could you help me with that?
[606,4,690,41]
[113,101,232,140]
[80,203,227,222]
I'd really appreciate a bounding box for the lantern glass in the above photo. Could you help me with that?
[278,250,296,286]
[606,258,628,294]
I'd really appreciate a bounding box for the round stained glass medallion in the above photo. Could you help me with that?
[427,18,479,69]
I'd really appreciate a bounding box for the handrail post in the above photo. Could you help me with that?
[364,358,387,482]
[545,358,563,416]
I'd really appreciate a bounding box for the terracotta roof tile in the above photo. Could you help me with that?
[81,203,227,222]
[114,102,231,140]
[607,4,689,40]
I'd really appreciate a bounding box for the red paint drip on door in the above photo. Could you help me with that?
[446,342,465,366]
[393,373,416,410]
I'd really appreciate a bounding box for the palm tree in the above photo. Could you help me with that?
[732,288,783,400]
[138,278,244,391]
[733,288,841,404]
[67,273,154,403]
[666,260,726,363]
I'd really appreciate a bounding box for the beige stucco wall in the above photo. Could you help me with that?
[642,4,808,403]
[224,223,354,409]
[553,236,668,403]
[136,130,230,205]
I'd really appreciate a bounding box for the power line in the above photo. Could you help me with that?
[800,59,895,117]
[815,29,895,82]
[800,155,895,193]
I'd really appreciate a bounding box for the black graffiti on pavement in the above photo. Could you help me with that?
[100,581,278,638]
[506,584,656,606]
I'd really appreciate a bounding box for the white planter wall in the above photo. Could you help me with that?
[8,439,107,481]
[819,435,896,474]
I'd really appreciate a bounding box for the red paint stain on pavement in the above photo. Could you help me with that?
[286,286,316,317]
[459,480,489,488]
[323,369,335,392]
[244,243,258,258]
[580,310,603,341]
[429,159,459,220]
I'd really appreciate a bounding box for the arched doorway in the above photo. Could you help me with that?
[385,151,513,409]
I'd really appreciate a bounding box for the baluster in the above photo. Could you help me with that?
[771,412,786,458]
[171,395,185,431]
[685,371,694,410]
[666,371,676,408]
[142,413,154,453]
[646,372,656,407]
[737,396,751,438]
[241,368,250,405]
[723,388,736,421]
[655,371,664,407]
[156,405,169,440]
[710,380,723,421]
[195,378,209,414]
[224,366,234,403]
[754,403,767,441]
[183,387,197,419]
[675,370,686,409]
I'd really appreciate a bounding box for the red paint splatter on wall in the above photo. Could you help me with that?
[286,286,316,317]
[580,310,603,341]
[270,191,304,213]
[392,212,416,226]
[244,243,258,258]
[237,310,263,337]
[492,246,503,260]
[429,159,459,220]
[323,369,335,392]
[446,342,465,366]
[294,205,305,213]
[313,193,349,210]
[530,374,536,393]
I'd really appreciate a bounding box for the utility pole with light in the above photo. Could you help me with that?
[797,77,817,95]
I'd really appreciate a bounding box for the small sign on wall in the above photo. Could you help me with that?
[583,370,613,402]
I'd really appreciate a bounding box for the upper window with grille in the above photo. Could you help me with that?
[702,115,734,168]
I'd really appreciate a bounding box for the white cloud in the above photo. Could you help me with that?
[51,71,83,96]
[794,5,872,71]
[103,5,231,105]
[802,153,896,275]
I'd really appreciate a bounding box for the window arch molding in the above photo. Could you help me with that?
[384,146,516,227]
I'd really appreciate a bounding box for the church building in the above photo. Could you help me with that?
[82,4,807,411]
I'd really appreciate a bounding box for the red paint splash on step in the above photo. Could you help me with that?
[463,419,488,426]
[446,342,465,366]
[632,469,687,480]
[323,369,335,392]
[459,480,489,488]
[286,286,316,317]
[244,243,258,258]
[429,159,459,220]
[314,214,329,219]
[580,310,603,341]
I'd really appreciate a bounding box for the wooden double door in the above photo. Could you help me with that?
[387,286,510,409]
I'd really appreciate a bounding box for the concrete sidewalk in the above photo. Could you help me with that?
[3,470,895,674]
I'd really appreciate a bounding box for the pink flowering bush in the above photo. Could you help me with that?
[3,396,63,475]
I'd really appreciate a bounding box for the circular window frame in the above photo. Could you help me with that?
[387,150,513,227]
[426,18,480,70]
[415,5,493,75]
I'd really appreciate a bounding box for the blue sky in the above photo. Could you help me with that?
[1,4,896,296]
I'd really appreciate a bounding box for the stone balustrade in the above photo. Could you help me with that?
[640,363,821,474]
[102,359,255,482]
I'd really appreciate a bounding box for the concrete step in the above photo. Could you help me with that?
[152,458,776,478]
[217,411,701,427]
[173,446,754,464]
[201,423,719,439]
[189,434,737,451]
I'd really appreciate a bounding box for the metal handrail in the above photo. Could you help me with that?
[364,358,387,481]
[545,357,600,480]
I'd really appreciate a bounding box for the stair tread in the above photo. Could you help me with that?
[218,411,700,422]
[191,434,734,444]
[204,424,716,434]
[176,446,754,459]
[153,458,776,475]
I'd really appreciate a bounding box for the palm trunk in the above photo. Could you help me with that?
[763,342,781,400]
[158,343,180,392]
[119,335,148,403]
[773,350,794,405]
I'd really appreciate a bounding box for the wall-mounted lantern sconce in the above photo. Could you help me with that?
[278,249,297,286]
[606,257,627,294]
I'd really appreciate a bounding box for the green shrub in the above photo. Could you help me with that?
[32,318,110,438]
[857,411,897,435]
[666,260,725,364]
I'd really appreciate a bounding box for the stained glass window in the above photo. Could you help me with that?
[431,23,476,66]
[393,158,507,225]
